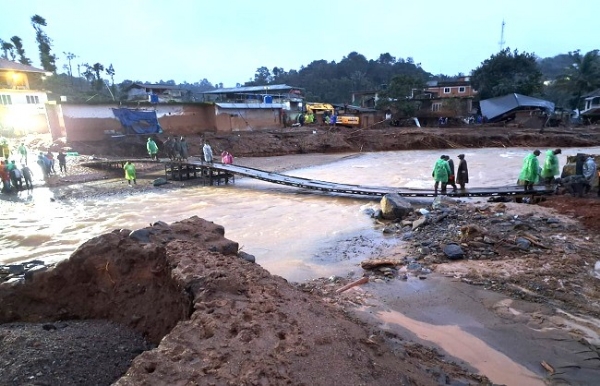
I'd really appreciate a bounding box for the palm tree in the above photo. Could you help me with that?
[557,50,600,109]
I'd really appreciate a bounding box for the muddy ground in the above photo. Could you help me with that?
[2,125,600,385]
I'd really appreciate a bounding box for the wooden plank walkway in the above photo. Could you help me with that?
[80,157,555,198]
[165,160,555,198]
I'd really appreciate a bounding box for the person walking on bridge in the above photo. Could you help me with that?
[540,148,561,184]
[432,155,451,196]
[179,136,189,161]
[203,141,214,163]
[147,137,159,161]
[518,149,541,192]
[442,155,458,192]
[456,154,469,190]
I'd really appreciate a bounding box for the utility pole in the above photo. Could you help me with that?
[499,19,506,51]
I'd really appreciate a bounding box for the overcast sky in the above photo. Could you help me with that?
[2,0,598,87]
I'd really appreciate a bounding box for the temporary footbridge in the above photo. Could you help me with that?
[163,160,555,198]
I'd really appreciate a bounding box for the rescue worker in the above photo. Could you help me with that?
[518,149,541,192]
[147,137,159,161]
[540,148,561,184]
[432,155,451,196]
[442,155,457,192]
[179,136,189,160]
[123,161,137,185]
[21,164,33,190]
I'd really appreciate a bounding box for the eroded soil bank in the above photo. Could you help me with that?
[0,217,490,385]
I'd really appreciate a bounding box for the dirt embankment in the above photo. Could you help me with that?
[62,125,600,159]
[0,217,490,386]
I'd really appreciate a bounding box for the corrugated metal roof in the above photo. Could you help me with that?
[130,83,182,90]
[480,93,554,121]
[0,58,47,73]
[216,103,284,109]
[204,84,302,94]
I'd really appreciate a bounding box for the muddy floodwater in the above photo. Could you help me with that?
[4,146,596,280]
[3,146,600,385]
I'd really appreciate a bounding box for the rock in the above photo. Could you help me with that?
[515,237,531,251]
[382,227,396,234]
[238,251,256,263]
[400,232,414,240]
[546,218,560,224]
[380,194,413,220]
[129,229,152,243]
[418,208,430,215]
[443,244,464,260]
[152,221,170,228]
[24,266,47,281]
[153,178,168,187]
[7,264,25,275]
[418,246,431,255]
[483,236,496,244]
[373,209,383,219]
[412,216,428,230]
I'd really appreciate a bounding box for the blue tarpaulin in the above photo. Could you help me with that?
[111,108,163,135]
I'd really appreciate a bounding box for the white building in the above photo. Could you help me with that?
[0,58,51,135]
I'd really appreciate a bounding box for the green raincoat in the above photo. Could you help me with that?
[540,150,559,178]
[123,162,136,181]
[432,159,451,183]
[147,139,158,156]
[518,153,540,183]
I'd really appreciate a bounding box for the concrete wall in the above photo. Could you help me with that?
[59,103,282,142]
[156,105,216,136]
[215,107,282,132]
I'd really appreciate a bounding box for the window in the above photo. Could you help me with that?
[443,87,451,94]
[0,95,12,105]
[458,86,466,93]
[26,95,40,104]
[432,103,441,112]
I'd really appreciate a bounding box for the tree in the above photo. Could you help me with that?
[0,39,15,60]
[11,36,32,65]
[105,63,115,86]
[558,50,600,109]
[471,48,543,100]
[253,66,272,85]
[63,52,77,82]
[91,63,105,90]
[31,14,57,72]
[377,74,426,117]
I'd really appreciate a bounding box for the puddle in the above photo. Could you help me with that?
[377,309,544,386]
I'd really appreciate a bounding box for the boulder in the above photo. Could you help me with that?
[443,244,464,260]
[380,194,413,220]
[153,178,168,187]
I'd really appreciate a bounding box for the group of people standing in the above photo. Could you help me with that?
[158,136,189,161]
[518,148,599,197]
[0,160,33,192]
[432,154,469,195]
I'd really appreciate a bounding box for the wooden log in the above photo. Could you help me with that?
[336,277,369,294]
[360,258,403,270]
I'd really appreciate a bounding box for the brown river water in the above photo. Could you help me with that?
[3,146,600,385]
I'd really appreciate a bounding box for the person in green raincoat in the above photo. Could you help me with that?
[540,148,561,184]
[518,149,541,191]
[432,155,451,196]
[123,161,137,185]
[147,137,159,161]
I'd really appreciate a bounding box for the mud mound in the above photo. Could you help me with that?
[0,217,490,385]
